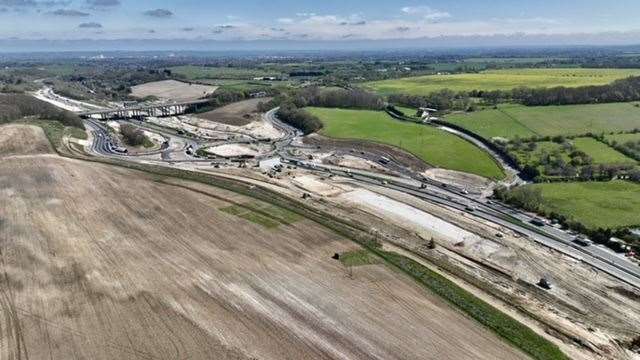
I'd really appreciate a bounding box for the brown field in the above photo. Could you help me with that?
[131,80,218,102]
[0,124,52,156]
[0,125,526,360]
[196,97,271,126]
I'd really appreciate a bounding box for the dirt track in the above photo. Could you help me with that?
[0,125,527,360]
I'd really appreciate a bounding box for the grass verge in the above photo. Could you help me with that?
[375,249,568,360]
[339,249,381,267]
[220,201,302,229]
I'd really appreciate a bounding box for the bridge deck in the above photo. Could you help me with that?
[78,99,210,116]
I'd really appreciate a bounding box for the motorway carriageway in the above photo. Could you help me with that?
[286,159,640,290]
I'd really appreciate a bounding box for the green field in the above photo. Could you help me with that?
[605,132,640,144]
[394,106,421,119]
[572,138,635,164]
[530,181,640,229]
[364,68,640,95]
[447,103,640,140]
[307,107,504,179]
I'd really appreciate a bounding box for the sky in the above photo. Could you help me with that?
[1,0,640,50]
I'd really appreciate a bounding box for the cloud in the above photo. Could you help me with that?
[0,0,69,6]
[49,8,89,16]
[144,8,173,18]
[340,20,366,26]
[401,6,451,21]
[86,0,118,7]
[78,21,101,28]
[212,24,235,34]
[277,18,293,24]
[181,27,194,32]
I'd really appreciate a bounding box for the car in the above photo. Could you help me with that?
[573,236,593,247]
[465,205,476,212]
[530,218,546,227]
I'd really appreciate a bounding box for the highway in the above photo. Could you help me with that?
[38,83,639,291]
[285,159,640,289]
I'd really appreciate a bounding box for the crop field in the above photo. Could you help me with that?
[195,97,269,126]
[446,103,640,140]
[364,68,640,95]
[307,107,505,179]
[530,181,640,229]
[572,137,636,164]
[0,124,530,359]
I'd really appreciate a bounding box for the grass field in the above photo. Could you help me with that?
[447,103,640,139]
[606,132,640,144]
[572,138,636,164]
[307,107,504,179]
[530,181,640,229]
[364,68,640,95]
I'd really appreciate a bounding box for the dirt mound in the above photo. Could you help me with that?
[423,168,493,194]
[0,124,52,156]
[0,155,526,360]
[197,97,271,126]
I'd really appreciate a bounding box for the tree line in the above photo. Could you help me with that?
[0,93,83,129]
[260,86,387,134]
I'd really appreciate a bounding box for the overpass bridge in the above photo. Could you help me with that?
[78,99,210,120]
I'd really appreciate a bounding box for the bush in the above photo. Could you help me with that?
[494,185,543,212]
[120,124,148,146]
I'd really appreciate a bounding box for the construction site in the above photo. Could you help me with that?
[5,81,640,360]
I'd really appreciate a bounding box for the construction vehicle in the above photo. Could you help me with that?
[537,278,552,290]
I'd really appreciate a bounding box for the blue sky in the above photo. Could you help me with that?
[1,0,640,46]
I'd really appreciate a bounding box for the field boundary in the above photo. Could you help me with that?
[496,107,541,137]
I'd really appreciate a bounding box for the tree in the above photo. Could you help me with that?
[120,124,148,146]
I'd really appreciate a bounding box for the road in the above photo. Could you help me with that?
[36,86,640,290]
[286,158,640,289]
